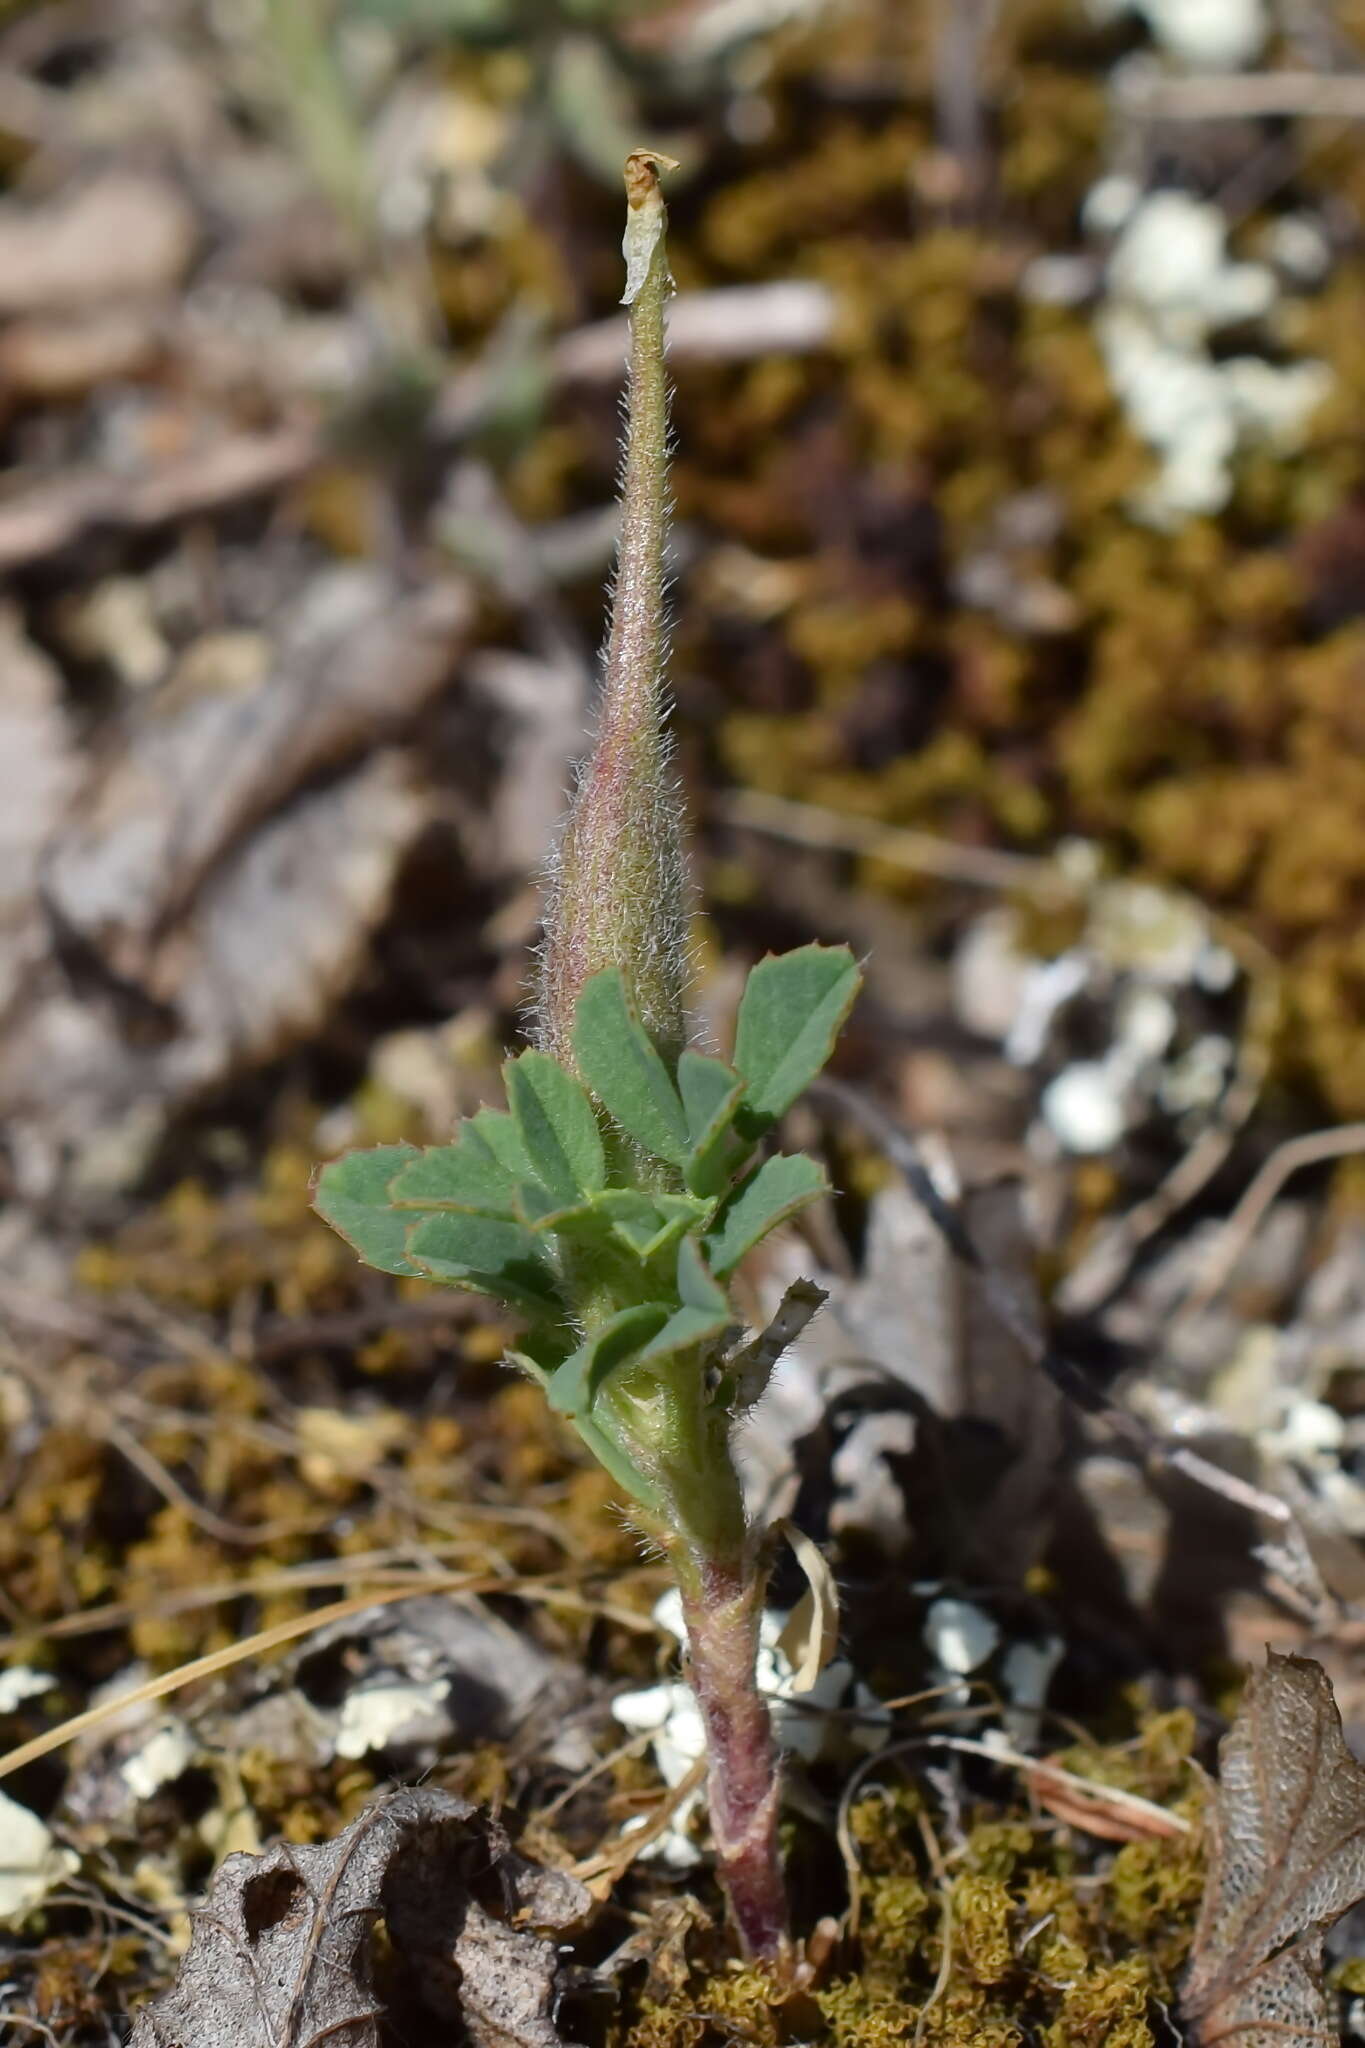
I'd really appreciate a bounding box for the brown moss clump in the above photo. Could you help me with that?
[605,1727,1202,2048]
[565,0,1365,1121]
[803,1728,1203,2048]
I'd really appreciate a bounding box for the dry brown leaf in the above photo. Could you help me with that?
[1183,1653,1365,2047]
[0,605,79,1011]
[0,305,164,399]
[0,750,431,1192]
[129,1786,590,2048]
[775,1518,840,1693]
[167,748,428,1068]
[0,171,196,316]
[0,423,316,573]
[0,570,477,1192]
[44,568,472,977]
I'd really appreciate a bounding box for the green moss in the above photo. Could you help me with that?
[1044,1954,1152,2048]
[953,1875,1014,1986]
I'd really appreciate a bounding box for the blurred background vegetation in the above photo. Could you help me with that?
[2,0,1363,1146]
[6,3,1365,2036]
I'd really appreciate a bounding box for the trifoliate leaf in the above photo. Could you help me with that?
[388,1125,516,1217]
[572,970,688,1167]
[506,1331,573,1389]
[546,1304,672,1511]
[589,1189,668,1256]
[404,1212,563,1317]
[704,1151,827,1278]
[312,1145,420,1277]
[677,1049,747,1196]
[504,1050,605,1204]
[732,944,860,1133]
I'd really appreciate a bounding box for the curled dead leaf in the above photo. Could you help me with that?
[1183,1653,1365,2047]
[775,1519,840,1694]
[129,1786,590,2048]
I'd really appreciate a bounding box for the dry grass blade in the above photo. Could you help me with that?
[0,1579,476,1784]
[1025,1755,1190,1843]
[0,1570,672,1782]
[775,1517,840,1693]
[572,1756,709,1895]
[1180,1121,1365,1316]
[1183,1653,1365,2047]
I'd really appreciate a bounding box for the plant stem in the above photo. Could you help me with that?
[676,1551,790,1966]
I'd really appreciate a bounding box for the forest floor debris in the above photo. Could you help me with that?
[3,0,1365,2041]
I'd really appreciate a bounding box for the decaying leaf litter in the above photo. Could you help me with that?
[4,0,1365,2042]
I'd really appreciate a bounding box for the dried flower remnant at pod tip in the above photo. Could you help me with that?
[312,151,862,1970]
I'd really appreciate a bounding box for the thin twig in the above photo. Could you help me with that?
[1116,69,1365,122]
[913,1882,955,2048]
[1179,1121,1365,1318]
[717,787,1072,897]
[100,1413,327,1548]
[0,1572,669,1784]
[836,1727,1190,1928]
[538,1727,653,1823]
[571,1755,709,1888]
[0,1559,664,1657]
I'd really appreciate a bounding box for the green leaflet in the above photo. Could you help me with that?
[635,1236,732,1364]
[546,1303,674,1512]
[704,1151,828,1278]
[470,1107,533,1182]
[677,1048,748,1197]
[504,1050,606,1203]
[572,969,689,1167]
[506,1328,574,1389]
[593,1187,713,1260]
[732,943,861,1133]
[512,1177,607,1239]
[546,1302,671,1421]
[388,1125,516,1217]
[404,1211,564,1317]
[312,1145,420,1276]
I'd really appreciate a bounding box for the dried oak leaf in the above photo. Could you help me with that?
[1183,1652,1365,2047]
[130,1786,590,2048]
[0,171,196,317]
[44,567,473,977]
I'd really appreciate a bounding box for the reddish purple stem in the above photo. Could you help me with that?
[679,1558,789,1965]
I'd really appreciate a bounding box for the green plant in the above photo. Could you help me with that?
[312,152,861,1965]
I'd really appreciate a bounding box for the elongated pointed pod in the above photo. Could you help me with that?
[538,150,687,1073]
[312,151,865,1975]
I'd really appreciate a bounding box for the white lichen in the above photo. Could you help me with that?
[0,1788,78,1922]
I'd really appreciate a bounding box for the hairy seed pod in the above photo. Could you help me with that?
[538,152,688,1073]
